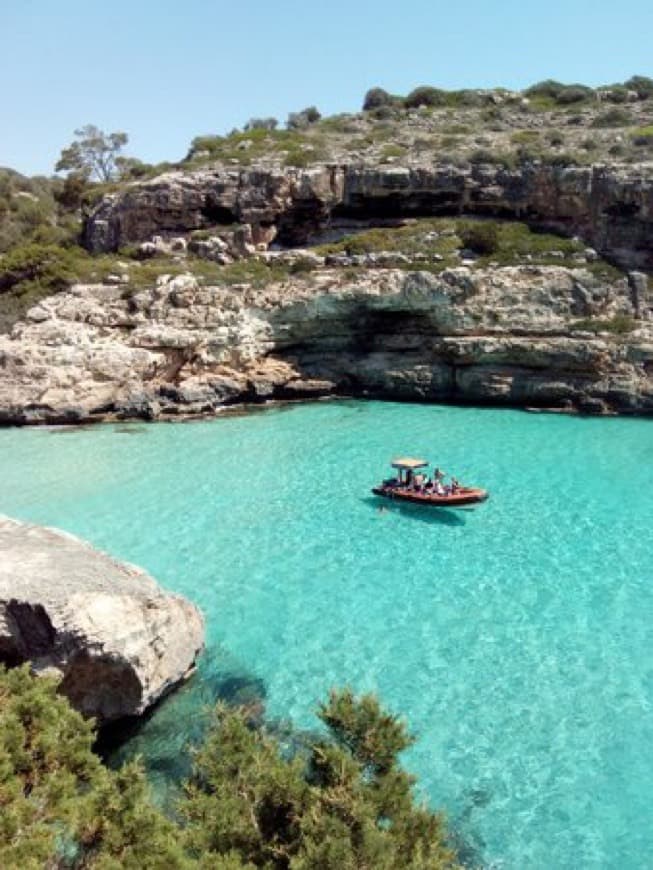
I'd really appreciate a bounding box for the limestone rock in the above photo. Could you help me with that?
[0,264,652,420]
[84,162,653,271]
[0,516,205,723]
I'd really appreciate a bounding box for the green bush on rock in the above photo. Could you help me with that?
[0,665,187,869]
[457,221,500,255]
[0,243,78,295]
[362,87,401,111]
[0,667,459,869]
[404,86,449,109]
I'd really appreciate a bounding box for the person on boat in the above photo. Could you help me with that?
[451,477,460,494]
[434,467,445,483]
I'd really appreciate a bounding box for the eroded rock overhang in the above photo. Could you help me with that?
[84,162,653,271]
[0,515,205,723]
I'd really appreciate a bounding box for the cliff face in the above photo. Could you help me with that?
[0,515,204,722]
[2,264,652,424]
[84,163,653,271]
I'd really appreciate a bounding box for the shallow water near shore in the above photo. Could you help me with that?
[1,400,652,868]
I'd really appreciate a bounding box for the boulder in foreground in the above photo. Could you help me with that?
[0,515,204,723]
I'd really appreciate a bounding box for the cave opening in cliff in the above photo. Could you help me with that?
[353,309,437,351]
[331,192,465,220]
[201,203,237,225]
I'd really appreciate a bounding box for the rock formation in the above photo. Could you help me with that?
[1,263,652,422]
[0,515,204,722]
[84,163,653,271]
[2,152,652,422]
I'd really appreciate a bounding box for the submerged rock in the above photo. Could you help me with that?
[0,515,204,723]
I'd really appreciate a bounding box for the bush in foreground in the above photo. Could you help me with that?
[0,665,186,868]
[0,666,458,869]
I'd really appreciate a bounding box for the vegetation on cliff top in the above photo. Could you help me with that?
[180,75,653,170]
[0,665,458,869]
[0,74,650,331]
[0,214,633,335]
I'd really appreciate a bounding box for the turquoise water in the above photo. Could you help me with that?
[1,400,652,868]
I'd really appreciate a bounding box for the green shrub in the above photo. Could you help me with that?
[572,314,636,334]
[0,169,80,255]
[524,80,593,106]
[289,257,317,274]
[524,79,566,100]
[539,151,582,167]
[370,104,400,121]
[0,668,459,869]
[556,84,593,104]
[283,148,312,167]
[516,146,542,165]
[54,171,90,210]
[0,666,186,869]
[624,75,653,99]
[182,689,458,869]
[468,149,515,168]
[510,130,540,145]
[601,85,631,104]
[631,126,653,148]
[363,87,400,111]
[0,243,76,294]
[591,108,633,127]
[448,89,486,108]
[287,106,321,130]
[186,134,225,158]
[404,86,448,109]
[442,123,472,135]
[481,106,504,123]
[458,219,586,266]
[380,143,406,160]
[457,221,500,255]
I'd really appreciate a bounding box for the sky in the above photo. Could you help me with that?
[2,0,652,177]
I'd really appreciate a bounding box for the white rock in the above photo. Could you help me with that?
[0,515,204,723]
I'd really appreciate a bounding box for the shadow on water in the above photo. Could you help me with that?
[97,642,489,866]
[447,785,494,869]
[362,496,468,527]
[96,648,268,809]
[112,425,150,435]
[97,647,324,810]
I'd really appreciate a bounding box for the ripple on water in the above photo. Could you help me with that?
[0,401,652,869]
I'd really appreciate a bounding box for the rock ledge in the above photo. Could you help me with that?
[0,515,205,723]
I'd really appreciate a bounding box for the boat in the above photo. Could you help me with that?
[372,457,489,507]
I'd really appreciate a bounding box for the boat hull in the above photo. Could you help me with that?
[372,486,489,507]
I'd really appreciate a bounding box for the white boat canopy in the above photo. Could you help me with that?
[391,457,429,470]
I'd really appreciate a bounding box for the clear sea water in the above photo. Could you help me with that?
[1,400,652,869]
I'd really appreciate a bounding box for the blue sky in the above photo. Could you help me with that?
[2,0,652,176]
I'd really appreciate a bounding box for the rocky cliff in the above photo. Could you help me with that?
[1,261,652,423]
[2,152,652,422]
[0,515,205,722]
[85,163,653,271]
